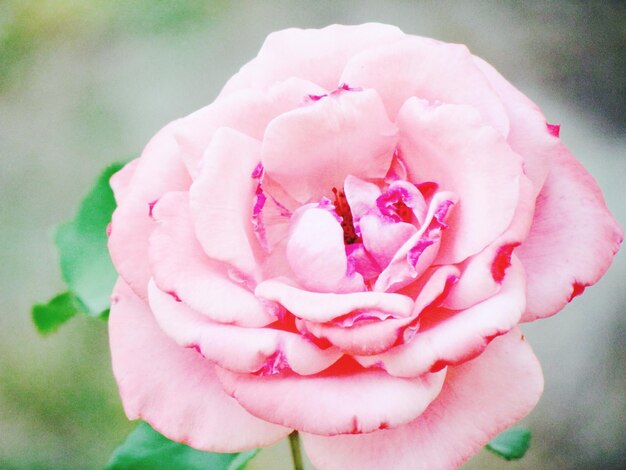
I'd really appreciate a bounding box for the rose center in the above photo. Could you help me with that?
[332,187,361,245]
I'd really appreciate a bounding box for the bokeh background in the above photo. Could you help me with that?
[1,1,624,469]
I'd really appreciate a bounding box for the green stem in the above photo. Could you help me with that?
[288,431,304,470]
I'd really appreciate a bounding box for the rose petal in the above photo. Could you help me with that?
[302,329,543,470]
[108,122,191,297]
[148,281,342,375]
[109,158,139,205]
[359,257,526,378]
[255,277,413,324]
[176,78,326,177]
[397,99,523,264]
[262,89,398,203]
[150,191,275,327]
[443,175,535,310]
[108,279,291,452]
[215,365,446,436]
[286,206,364,293]
[341,36,509,136]
[189,128,263,278]
[473,56,558,194]
[518,147,623,321]
[220,23,404,95]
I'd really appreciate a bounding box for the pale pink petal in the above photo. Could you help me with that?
[302,329,543,470]
[397,99,523,264]
[108,279,291,452]
[360,215,417,269]
[216,365,446,435]
[148,281,342,375]
[343,175,381,223]
[286,206,364,293]
[473,56,558,193]
[176,78,326,177]
[358,257,526,378]
[108,122,191,297]
[150,191,275,327]
[304,266,459,356]
[443,175,535,310]
[109,158,139,205]
[340,36,509,136]
[220,23,404,95]
[189,128,262,278]
[518,147,623,321]
[255,278,413,324]
[262,89,398,203]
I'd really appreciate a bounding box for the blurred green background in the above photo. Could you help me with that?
[1,1,624,469]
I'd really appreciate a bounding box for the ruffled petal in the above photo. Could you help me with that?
[341,36,509,136]
[148,281,342,375]
[286,206,364,293]
[517,147,623,321]
[255,278,413,324]
[302,329,543,470]
[150,191,275,327]
[216,365,446,436]
[108,279,291,452]
[220,23,404,95]
[358,257,526,378]
[262,89,397,203]
[108,122,191,297]
[397,99,523,264]
[189,128,262,278]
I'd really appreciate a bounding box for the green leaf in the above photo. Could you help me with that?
[105,422,259,470]
[54,162,123,316]
[486,426,531,461]
[31,291,85,335]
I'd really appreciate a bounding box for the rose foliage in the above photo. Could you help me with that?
[106,24,622,469]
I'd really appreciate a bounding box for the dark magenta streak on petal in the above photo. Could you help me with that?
[308,83,362,102]
[187,344,204,357]
[546,122,561,138]
[166,290,182,302]
[251,162,264,179]
[491,243,521,283]
[407,240,435,267]
[252,185,268,250]
[433,200,454,228]
[148,199,159,218]
[568,282,587,302]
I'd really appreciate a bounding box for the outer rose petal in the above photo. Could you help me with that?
[149,191,275,327]
[189,128,263,278]
[216,366,446,436]
[473,56,558,193]
[302,329,544,470]
[108,279,291,452]
[109,158,139,205]
[340,36,509,136]
[397,99,523,264]
[262,89,398,203]
[220,23,404,95]
[518,147,623,321]
[108,122,191,297]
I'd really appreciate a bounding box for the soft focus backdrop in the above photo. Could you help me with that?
[1,1,624,469]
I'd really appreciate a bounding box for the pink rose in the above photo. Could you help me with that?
[107,24,622,469]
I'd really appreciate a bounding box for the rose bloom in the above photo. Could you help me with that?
[107,24,622,469]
